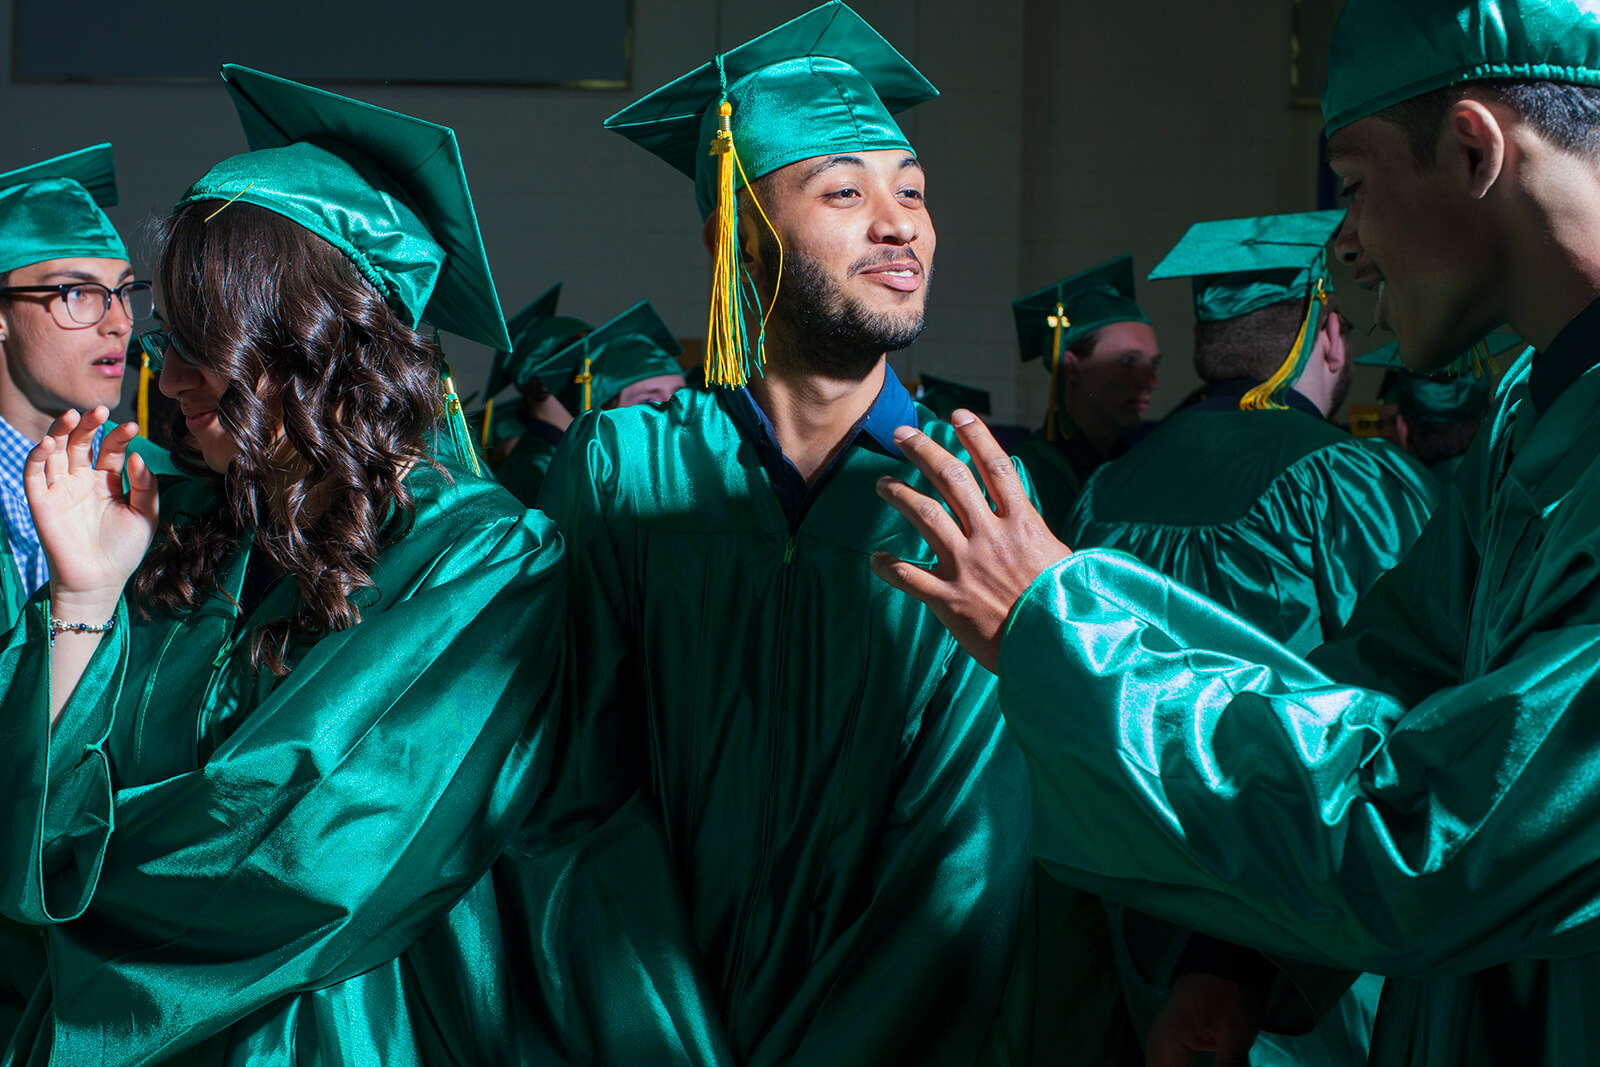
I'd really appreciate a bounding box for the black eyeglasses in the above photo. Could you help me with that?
[0,281,155,327]
[134,329,189,373]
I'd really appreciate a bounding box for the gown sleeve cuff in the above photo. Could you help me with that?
[0,596,126,924]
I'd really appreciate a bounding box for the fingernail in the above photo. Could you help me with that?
[951,409,974,427]
[892,426,918,444]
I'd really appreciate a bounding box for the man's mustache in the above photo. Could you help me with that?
[848,248,927,276]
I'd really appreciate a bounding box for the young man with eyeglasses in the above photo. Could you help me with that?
[0,145,155,624]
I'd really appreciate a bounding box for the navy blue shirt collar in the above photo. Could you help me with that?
[720,363,918,528]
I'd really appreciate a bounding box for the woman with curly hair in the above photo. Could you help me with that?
[0,68,578,1065]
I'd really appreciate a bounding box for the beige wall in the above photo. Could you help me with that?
[3,0,1377,425]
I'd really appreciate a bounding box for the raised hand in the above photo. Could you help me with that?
[25,407,159,618]
[869,410,1070,673]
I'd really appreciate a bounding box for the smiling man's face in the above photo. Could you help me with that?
[1328,116,1500,370]
[745,148,935,379]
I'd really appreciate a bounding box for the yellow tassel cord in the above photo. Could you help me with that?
[1240,278,1329,412]
[440,370,481,478]
[1045,302,1070,442]
[704,97,783,389]
[480,397,495,451]
[574,356,595,413]
[137,350,151,438]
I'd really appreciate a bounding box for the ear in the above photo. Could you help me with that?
[1446,99,1508,200]
[1395,412,1413,452]
[1319,311,1347,371]
[1060,350,1083,384]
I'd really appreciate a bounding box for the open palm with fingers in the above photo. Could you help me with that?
[25,407,159,607]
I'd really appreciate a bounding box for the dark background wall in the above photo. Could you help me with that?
[2,0,1382,426]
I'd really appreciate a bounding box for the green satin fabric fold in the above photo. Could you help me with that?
[0,458,584,1065]
[998,346,1600,1064]
[495,429,561,507]
[1063,405,1435,1065]
[1067,406,1439,656]
[538,387,1126,1064]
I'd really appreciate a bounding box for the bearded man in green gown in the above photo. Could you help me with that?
[539,3,1135,1063]
[870,1,1600,1064]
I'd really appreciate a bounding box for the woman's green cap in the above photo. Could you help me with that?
[177,65,511,351]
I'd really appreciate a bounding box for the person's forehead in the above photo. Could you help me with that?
[18,256,134,282]
[783,149,924,184]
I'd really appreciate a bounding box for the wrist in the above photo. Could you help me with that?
[48,586,123,624]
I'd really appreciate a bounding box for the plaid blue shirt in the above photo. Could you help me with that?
[0,415,104,598]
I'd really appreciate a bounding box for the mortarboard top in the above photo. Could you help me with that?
[604,1,937,220]
[1150,210,1346,411]
[1012,255,1149,366]
[486,283,593,398]
[1148,210,1346,324]
[915,374,992,419]
[0,143,128,275]
[1324,0,1600,135]
[531,300,684,413]
[178,64,511,352]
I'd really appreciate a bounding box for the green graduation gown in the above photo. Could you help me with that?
[996,312,1600,1064]
[1012,425,1120,536]
[1064,387,1437,1065]
[539,377,1129,1066]
[494,419,564,508]
[1067,387,1440,656]
[0,455,572,1065]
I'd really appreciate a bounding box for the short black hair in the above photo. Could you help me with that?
[1193,295,1341,384]
[1381,80,1600,166]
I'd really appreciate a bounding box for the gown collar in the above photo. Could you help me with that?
[1530,293,1600,415]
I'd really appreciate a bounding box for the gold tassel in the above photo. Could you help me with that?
[1045,302,1069,442]
[137,350,151,438]
[703,97,784,390]
[1241,279,1328,412]
[481,397,494,451]
[442,371,481,478]
[574,356,595,413]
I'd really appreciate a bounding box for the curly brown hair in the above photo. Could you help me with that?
[135,200,445,675]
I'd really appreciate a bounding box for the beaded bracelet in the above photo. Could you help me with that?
[48,614,116,646]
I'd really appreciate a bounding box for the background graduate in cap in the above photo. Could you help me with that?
[1059,214,1438,1067]
[544,2,1136,1062]
[0,65,579,1065]
[1356,332,1527,479]
[1011,255,1161,534]
[0,145,162,626]
[868,2,1600,1063]
[496,298,684,505]
[475,282,590,476]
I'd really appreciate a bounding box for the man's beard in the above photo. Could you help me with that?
[758,234,931,380]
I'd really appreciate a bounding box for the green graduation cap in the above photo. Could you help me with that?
[531,300,684,414]
[0,143,128,276]
[603,1,936,389]
[1356,332,1528,422]
[1324,0,1600,135]
[914,374,991,419]
[1013,256,1149,366]
[486,283,592,398]
[1149,210,1345,411]
[177,64,511,353]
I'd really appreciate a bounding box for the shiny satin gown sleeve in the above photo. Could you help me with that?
[532,415,734,1066]
[0,509,564,1064]
[993,456,1600,978]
